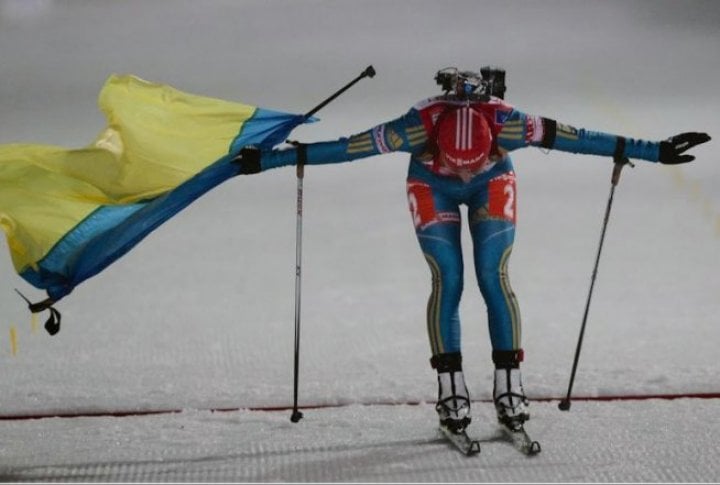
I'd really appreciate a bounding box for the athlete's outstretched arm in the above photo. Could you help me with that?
[497,109,710,164]
[235,109,427,174]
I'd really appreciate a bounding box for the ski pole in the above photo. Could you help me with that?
[290,65,376,423]
[559,156,633,411]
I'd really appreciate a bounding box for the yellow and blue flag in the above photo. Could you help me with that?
[0,74,308,305]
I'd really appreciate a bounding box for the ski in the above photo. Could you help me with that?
[438,425,481,456]
[498,423,541,456]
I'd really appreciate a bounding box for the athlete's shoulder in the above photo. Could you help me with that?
[473,97,517,126]
[412,95,465,128]
[412,94,463,112]
[413,94,515,111]
[485,96,514,109]
[411,95,519,129]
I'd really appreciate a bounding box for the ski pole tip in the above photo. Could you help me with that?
[558,399,571,411]
[364,65,376,78]
[290,410,304,423]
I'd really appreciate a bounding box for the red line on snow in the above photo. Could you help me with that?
[1,392,718,421]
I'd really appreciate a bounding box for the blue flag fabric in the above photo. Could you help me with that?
[0,75,309,303]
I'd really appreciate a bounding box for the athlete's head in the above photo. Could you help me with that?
[435,66,506,100]
[435,68,483,98]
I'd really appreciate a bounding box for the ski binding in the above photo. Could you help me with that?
[499,422,541,455]
[438,424,481,456]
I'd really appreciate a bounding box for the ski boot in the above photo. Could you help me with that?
[431,352,471,433]
[492,350,529,431]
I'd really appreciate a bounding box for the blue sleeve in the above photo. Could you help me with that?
[497,109,660,162]
[261,109,427,171]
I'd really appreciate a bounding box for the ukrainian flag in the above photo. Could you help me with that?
[0,74,308,304]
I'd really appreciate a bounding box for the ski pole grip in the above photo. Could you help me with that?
[611,156,633,186]
[297,147,305,179]
[288,141,307,179]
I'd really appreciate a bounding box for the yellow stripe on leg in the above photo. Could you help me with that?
[424,253,444,355]
[499,245,522,349]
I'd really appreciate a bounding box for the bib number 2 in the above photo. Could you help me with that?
[488,172,517,223]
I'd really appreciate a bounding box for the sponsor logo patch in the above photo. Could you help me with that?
[372,125,391,153]
[526,115,544,144]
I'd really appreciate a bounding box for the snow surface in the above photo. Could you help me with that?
[0,0,719,482]
[3,401,720,483]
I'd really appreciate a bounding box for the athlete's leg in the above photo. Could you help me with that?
[468,170,529,424]
[407,177,473,430]
[467,171,521,353]
[406,179,463,355]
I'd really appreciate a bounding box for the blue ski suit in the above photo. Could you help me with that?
[260,95,660,361]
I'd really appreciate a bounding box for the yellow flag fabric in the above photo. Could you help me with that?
[0,74,305,302]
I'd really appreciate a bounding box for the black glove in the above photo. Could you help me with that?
[233,146,262,174]
[658,132,711,164]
